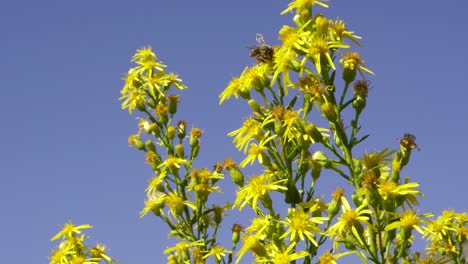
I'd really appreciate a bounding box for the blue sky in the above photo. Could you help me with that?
[1,0,467,263]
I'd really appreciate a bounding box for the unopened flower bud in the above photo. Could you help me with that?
[128,134,146,150]
[167,126,176,140]
[352,95,366,113]
[148,123,160,137]
[145,140,156,152]
[175,144,185,158]
[177,121,186,140]
[321,101,336,121]
[190,128,202,147]
[328,187,344,219]
[290,59,302,72]
[313,151,330,168]
[238,86,251,100]
[228,167,244,187]
[167,254,178,264]
[167,95,180,115]
[156,104,168,123]
[315,15,329,33]
[231,224,243,244]
[293,14,304,27]
[305,123,323,142]
[248,99,262,114]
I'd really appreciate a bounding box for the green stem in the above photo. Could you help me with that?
[339,81,351,108]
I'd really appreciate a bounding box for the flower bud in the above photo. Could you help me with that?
[156,104,168,123]
[321,101,337,121]
[175,144,185,158]
[148,123,160,137]
[231,224,243,244]
[145,140,156,152]
[289,59,302,72]
[312,151,331,168]
[328,187,344,219]
[305,123,323,142]
[168,95,180,115]
[128,134,146,150]
[167,126,176,140]
[293,14,304,27]
[190,128,202,147]
[315,15,329,34]
[352,95,366,113]
[238,86,251,100]
[177,121,186,140]
[248,99,262,114]
[228,167,244,187]
[167,254,178,264]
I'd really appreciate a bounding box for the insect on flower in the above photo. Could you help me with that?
[248,33,274,63]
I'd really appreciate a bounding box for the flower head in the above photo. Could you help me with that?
[233,173,287,212]
[280,206,327,245]
[51,221,93,241]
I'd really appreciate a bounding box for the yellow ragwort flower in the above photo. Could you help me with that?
[280,206,327,245]
[281,0,329,15]
[328,197,372,246]
[233,173,287,212]
[51,221,93,241]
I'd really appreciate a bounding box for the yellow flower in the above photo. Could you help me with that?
[145,170,167,195]
[219,76,242,105]
[157,156,190,171]
[228,117,264,153]
[257,242,309,264]
[339,52,375,79]
[328,197,372,246]
[132,46,166,73]
[119,85,146,114]
[279,25,308,51]
[362,148,394,171]
[385,211,431,235]
[245,215,273,236]
[165,72,187,90]
[164,240,205,261]
[49,241,75,264]
[280,206,327,245]
[378,180,421,207]
[329,19,362,45]
[233,173,287,212]
[317,251,353,264]
[90,243,116,263]
[235,233,267,264]
[298,35,349,74]
[51,221,93,241]
[140,192,167,218]
[165,192,196,219]
[239,136,277,168]
[203,245,231,263]
[281,0,329,15]
[272,46,296,92]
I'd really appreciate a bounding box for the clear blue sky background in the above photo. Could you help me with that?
[1,0,467,263]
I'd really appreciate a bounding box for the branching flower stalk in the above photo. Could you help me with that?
[50,0,467,263]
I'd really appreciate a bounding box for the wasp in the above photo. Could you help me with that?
[248,33,274,63]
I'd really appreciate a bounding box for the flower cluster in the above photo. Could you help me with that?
[49,221,116,264]
[50,1,467,264]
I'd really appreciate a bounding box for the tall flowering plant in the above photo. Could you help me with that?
[49,0,467,263]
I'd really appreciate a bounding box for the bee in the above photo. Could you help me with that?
[248,33,274,63]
